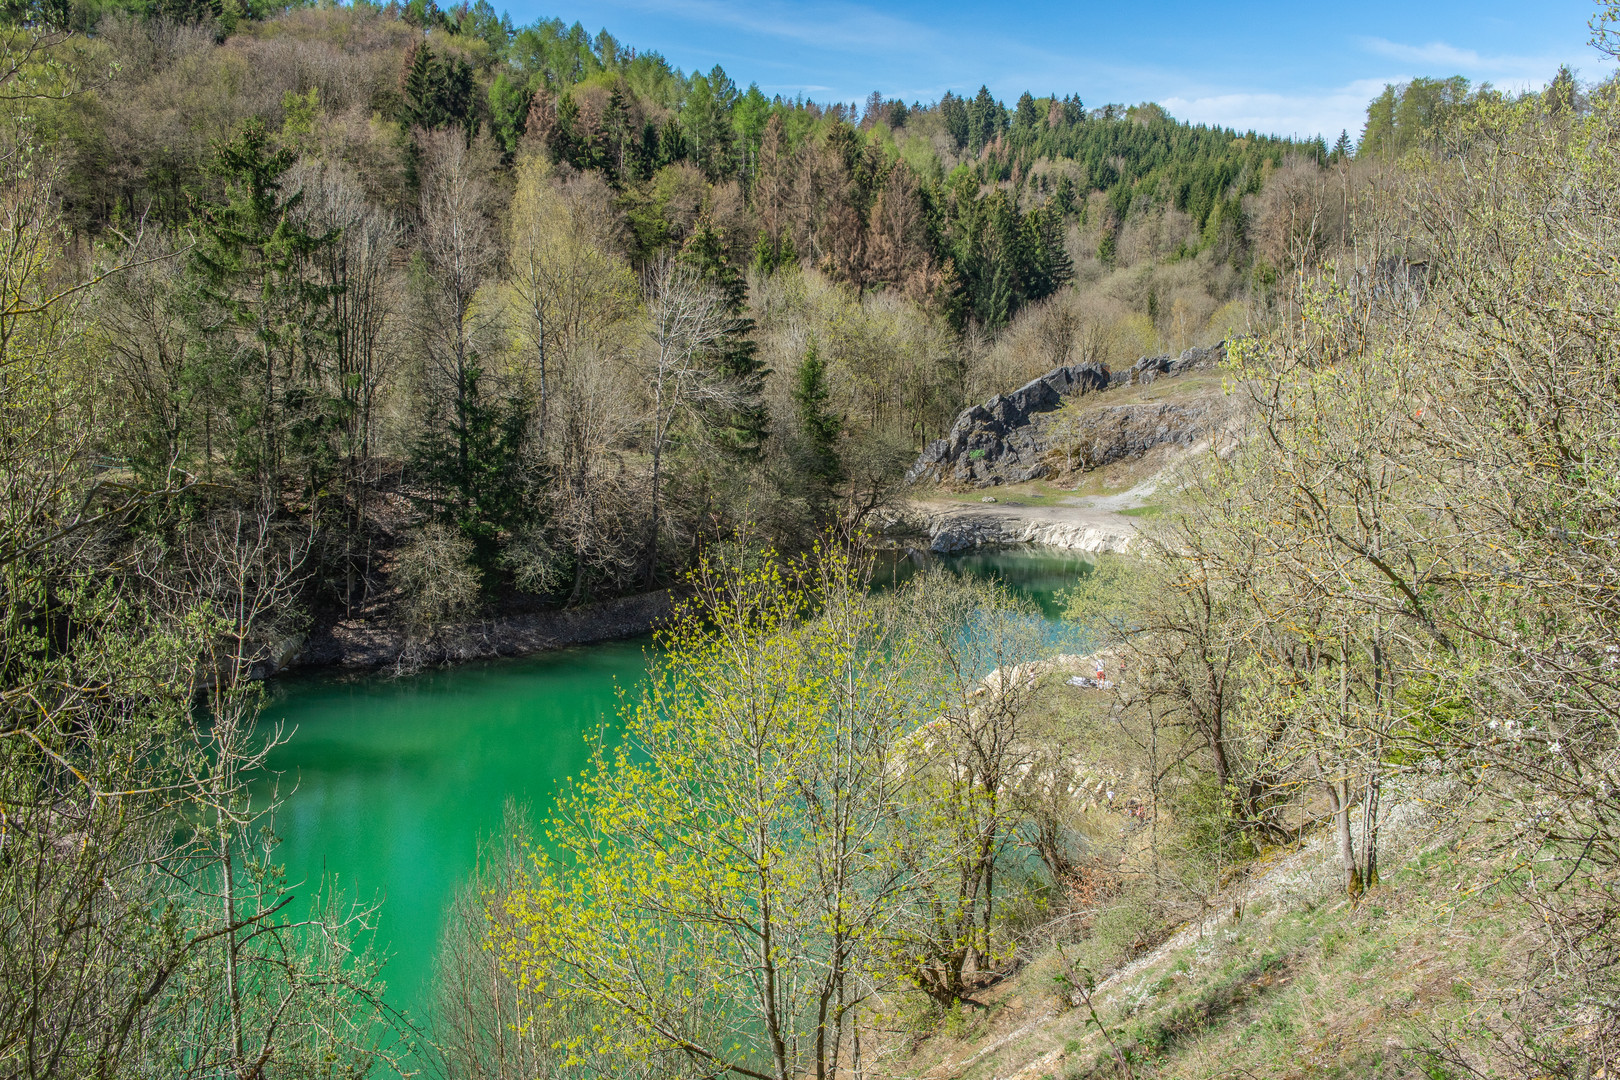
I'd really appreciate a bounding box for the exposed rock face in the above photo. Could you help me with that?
[922,511,1137,554]
[906,362,1110,485]
[906,342,1226,487]
[879,504,1138,554]
[1055,397,1227,472]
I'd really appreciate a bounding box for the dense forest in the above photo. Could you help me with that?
[8,0,1327,629]
[1,0,1616,1077]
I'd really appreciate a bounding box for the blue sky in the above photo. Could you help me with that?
[504,0,1607,140]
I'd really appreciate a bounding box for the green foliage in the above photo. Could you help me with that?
[0,45,395,1068]
[489,546,1049,1072]
[681,65,738,179]
[941,187,1072,328]
[1357,75,1493,158]
[1058,554,1140,636]
[191,117,339,504]
[487,70,532,156]
[399,42,478,135]
[508,17,626,88]
[497,545,937,1075]
[680,219,767,453]
[407,367,531,571]
[793,336,842,492]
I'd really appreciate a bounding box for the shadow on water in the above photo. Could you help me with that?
[256,545,1097,1033]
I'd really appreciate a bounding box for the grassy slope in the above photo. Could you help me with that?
[883,675,1540,1080]
[893,827,1530,1080]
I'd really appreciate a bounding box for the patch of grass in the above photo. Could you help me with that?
[1116,504,1163,518]
[1020,835,1560,1080]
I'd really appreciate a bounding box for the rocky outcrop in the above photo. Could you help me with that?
[1112,341,1227,386]
[880,503,1139,554]
[906,362,1110,485]
[920,508,1137,554]
[907,343,1226,487]
[1056,397,1227,472]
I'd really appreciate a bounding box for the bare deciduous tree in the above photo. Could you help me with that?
[639,260,740,587]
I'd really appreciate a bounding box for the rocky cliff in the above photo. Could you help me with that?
[906,343,1227,487]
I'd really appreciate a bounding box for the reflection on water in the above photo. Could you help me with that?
[886,544,1098,620]
[258,545,1094,1022]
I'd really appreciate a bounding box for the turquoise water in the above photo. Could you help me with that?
[257,547,1095,1023]
[258,641,650,1017]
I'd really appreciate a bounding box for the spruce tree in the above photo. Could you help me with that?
[969,85,1003,152]
[605,82,637,183]
[1024,203,1072,299]
[443,56,477,135]
[681,222,768,456]
[656,117,685,167]
[940,91,969,149]
[400,43,443,130]
[1014,91,1039,136]
[1054,173,1077,216]
[408,369,530,571]
[191,118,338,511]
[793,338,841,501]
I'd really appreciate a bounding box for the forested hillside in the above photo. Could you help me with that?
[6,0,1322,632]
[2,0,1613,1077]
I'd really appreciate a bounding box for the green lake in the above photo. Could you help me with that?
[257,546,1096,1024]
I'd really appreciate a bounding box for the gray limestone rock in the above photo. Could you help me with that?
[904,342,1226,486]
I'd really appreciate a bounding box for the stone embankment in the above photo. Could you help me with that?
[283,589,673,675]
[906,343,1227,487]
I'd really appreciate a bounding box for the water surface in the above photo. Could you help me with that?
[258,546,1095,1021]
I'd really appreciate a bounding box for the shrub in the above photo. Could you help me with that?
[394,521,480,632]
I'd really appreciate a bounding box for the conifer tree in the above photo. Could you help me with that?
[1054,173,1077,216]
[605,81,637,182]
[940,91,969,149]
[969,85,1004,152]
[680,222,768,455]
[1014,90,1039,135]
[793,337,841,493]
[409,371,530,566]
[655,116,685,167]
[1024,202,1073,298]
[191,118,338,511]
[400,42,445,130]
[400,44,478,135]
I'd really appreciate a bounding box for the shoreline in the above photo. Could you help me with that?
[887,499,1140,555]
[277,589,676,677]
[270,515,1123,680]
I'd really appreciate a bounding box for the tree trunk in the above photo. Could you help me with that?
[1327,778,1363,900]
[644,395,665,590]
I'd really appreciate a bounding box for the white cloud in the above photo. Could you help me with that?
[1161,78,1394,142]
[1360,36,1564,85]
[556,2,1603,139]
[1156,34,1607,140]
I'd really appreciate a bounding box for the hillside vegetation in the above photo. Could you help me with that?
[15,0,1333,632]
[0,0,1613,1077]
